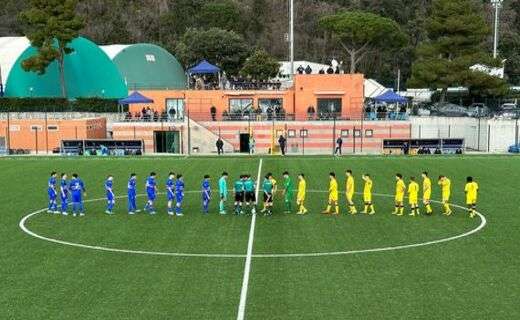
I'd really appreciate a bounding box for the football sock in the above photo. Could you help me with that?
[335,206,339,214]
[326,205,331,212]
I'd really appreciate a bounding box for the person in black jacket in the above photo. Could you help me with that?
[334,136,343,156]
[278,135,287,156]
[216,138,224,155]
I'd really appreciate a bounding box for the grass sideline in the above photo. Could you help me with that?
[1,155,519,319]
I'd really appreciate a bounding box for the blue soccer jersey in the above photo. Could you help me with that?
[146,176,157,200]
[166,178,175,201]
[127,178,136,196]
[202,179,211,199]
[48,177,57,199]
[60,179,69,199]
[105,179,114,200]
[175,180,185,202]
[70,178,85,201]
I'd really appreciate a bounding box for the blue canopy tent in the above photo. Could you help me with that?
[370,90,408,120]
[373,90,408,104]
[187,60,220,75]
[118,91,154,104]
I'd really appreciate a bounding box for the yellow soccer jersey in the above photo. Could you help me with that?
[395,179,406,201]
[465,181,478,204]
[297,179,306,201]
[408,181,419,204]
[439,178,451,200]
[363,178,373,202]
[346,176,355,195]
[423,177,432,200]
[270,177,277,194]
[329,178,338,201]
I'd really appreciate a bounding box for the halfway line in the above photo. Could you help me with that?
[236,158,262,320]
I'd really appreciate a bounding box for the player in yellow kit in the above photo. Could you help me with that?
[465,176,479,218]
[393,174,406,216]
[361,174,375,214]
[322,172,339,215]
[421,172,433,215]
[408,177,420,216]
[438,175,452,215]
[345,170,357,214]
[296,173,308,215]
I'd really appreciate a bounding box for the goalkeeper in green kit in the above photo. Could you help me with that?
[282,171,294,213]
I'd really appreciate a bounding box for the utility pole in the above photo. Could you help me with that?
[491,0,503,59]
[289,0,294,79]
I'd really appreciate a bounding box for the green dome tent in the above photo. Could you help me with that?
[101,43,187,90]
[0,36,127,98]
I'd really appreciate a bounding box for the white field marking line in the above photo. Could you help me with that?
[237,158,263,320]
[19,189,486,259]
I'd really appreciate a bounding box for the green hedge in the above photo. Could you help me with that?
[0,98,127,112]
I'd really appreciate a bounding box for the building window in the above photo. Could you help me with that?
[47,125,59,131]
[30,125,42,131]
[317,98,341,119]
[341,129,349,137]
[258,98,283,114]
[145,54,156,62]
[287,129,296,138]
[300,129,308,138]
[354,129,362,137]
[229,98,253,115]
[365,129,373,137]
[166,98,185,120]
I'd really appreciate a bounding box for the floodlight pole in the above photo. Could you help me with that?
[491,0,503,59]
[289,0,294,79]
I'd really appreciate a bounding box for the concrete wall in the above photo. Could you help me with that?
[410,116,520,152]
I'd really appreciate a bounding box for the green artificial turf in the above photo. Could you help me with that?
[0,155,518,319]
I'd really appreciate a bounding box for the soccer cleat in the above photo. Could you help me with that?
[135,209,141,213]
[409,212,415,216]
[79,213,85,217]
[149,211,157,215]
[128,211,135,215]
[321,210,330,214]
[176,213,184,217]
[369,210,375,215]
[62,212,68,216]
[47,210,53,213]
[105,210,112,215]
[220,211,227,215]
[361,211,368,214]
[73,213,77,217]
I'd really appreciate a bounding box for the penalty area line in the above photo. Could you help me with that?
[236,158,262,320]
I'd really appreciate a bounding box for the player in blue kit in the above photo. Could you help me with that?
[69,173,86,217]
[144,172,157,214]
[166,172,176,216]
[175,174,185,216]
[47,171,59,214]
[105,175,115,215]
[127,173,139,215]
[201,175,211,214]
[59,173,69,215]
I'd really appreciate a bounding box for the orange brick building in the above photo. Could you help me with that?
[128,74,365,121]
[0,117,106,153]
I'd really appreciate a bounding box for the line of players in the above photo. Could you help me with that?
[46,170,479,218]
[320,170,479,218]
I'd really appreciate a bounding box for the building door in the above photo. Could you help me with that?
[239,133,250,153]
[154,131,180,153]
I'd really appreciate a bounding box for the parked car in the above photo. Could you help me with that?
[467,103,490,117]
[494,109,520,120]
[434,103,468,117]
[500,103,518,111]
[508,144,520,153]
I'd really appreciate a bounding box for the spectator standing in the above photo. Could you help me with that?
[278,135,287,156]
[216,138,224,155]
[334,136,343,156]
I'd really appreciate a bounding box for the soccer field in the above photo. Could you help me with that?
[1,155,519,319]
